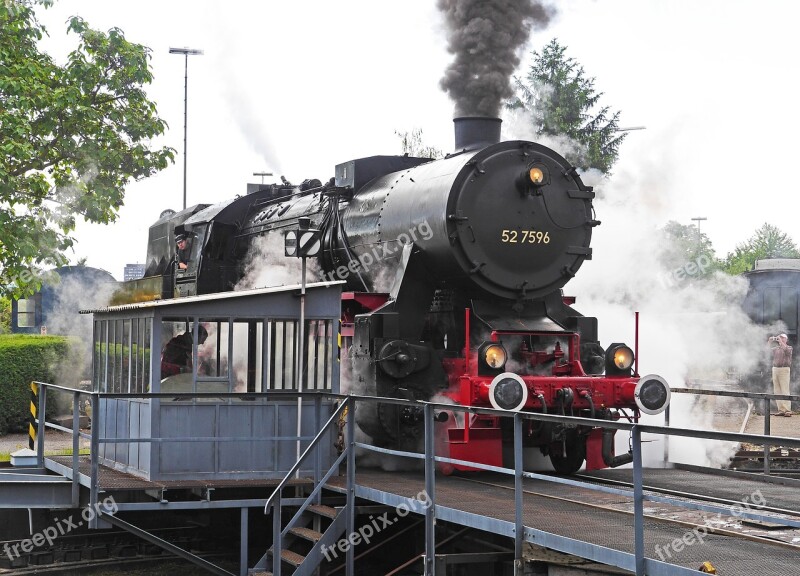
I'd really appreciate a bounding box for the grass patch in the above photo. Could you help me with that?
[0,447,90,463]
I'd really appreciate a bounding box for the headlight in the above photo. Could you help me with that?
[526,163,549,186]
[634,374,671,415]
[484,344,507,369]
[478,342,507,374]
[488,372,529,412]
[605,343,634,375]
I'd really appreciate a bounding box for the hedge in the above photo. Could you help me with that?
[0,335,74,435]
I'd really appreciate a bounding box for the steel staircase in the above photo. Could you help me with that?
[251,398,355,576]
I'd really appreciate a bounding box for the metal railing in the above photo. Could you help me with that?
[264,393,800,576]
[30,382,800,576]
[30,382,332,521]
[667,387,800,474]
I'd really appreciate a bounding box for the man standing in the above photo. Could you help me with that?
[769,333,793,416]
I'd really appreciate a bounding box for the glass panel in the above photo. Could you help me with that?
[142,318,151,393]
[269,320,296,390]
[93,320,104,392]
[17,299,36,328]
[131,318,138,391]
[197,319,229,379]
[102,320,109,393]
[183,224,207,273]
[160,318,221,394]
[123,319,132,393]
[160,319,194,381]
[306,319,333,390]
[109,319,117,393]
[115,319,124,394]
[230,320,263,392]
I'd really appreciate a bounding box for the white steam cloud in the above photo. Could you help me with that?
[504,105,770,468]
[44,270,117,389]
[235,234,321,291]
[565,132,772,469]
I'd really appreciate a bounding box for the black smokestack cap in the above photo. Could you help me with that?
[454,117,502,151]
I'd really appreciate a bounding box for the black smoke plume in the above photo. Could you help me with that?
[437,0,555,117]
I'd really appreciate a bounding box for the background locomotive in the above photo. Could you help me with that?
[119,116,671,473]
[741,258,800,412]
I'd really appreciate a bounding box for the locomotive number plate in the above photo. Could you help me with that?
[500,229,550,244]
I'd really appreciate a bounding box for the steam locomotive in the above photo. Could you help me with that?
[122,116,671,473]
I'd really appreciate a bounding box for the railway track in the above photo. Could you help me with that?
[0,525,233,574]
[452,472,800,550]
[572,472,800,520]
[729,448,800,478]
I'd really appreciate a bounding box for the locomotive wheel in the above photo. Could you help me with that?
[549,431,586,474]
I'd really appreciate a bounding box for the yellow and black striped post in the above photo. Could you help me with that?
[29,382,38,450]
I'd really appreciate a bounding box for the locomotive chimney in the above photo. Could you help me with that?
[453,116,502,151]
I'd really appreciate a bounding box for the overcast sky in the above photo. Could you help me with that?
[34,0,800,279]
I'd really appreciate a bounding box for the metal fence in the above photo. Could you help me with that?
[30,381,800,576]
[667,387,800,474]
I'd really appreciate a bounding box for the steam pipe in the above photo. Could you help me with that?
[465,308,470,374]
[634,311,640,377]
[536,393,547,414]
[602,428,633,467]
[580,390,595,419]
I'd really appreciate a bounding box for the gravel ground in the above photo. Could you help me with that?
[743,412,799,439]
[701,394,799,440]
[0,430,90,455]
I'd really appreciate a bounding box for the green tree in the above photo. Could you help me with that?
[0,0,173,297]
[722,223,800,275]
[659,221,719,283]
[510,39,626,174]
[0,297,10,334]
[395,128,444,159]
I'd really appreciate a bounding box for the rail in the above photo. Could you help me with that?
[264,392,800,576]
[30,382,800,576]
[30,382,333,526]
[668,386,800,474]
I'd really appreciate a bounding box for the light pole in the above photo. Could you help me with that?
[169,47,203,210]
[253,171,273,185]
[691,216,708,240]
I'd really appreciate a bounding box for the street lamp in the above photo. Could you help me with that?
[169,47,204,210]
[253,171,273,185]
[691,216,707,238]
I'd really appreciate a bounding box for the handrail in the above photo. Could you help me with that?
[32,381,791,575]
[33,381,338,399]
[32,383,800,453]
[671,386,799,401]
[263,398,348,514]
[666,385,800,475]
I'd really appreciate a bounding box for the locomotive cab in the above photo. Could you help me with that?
[173,224,207,297]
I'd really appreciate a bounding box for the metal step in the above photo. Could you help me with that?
[278,549,305,567]
[307,504,338,519]
[288,526,323,543]
[266,547,306,568]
